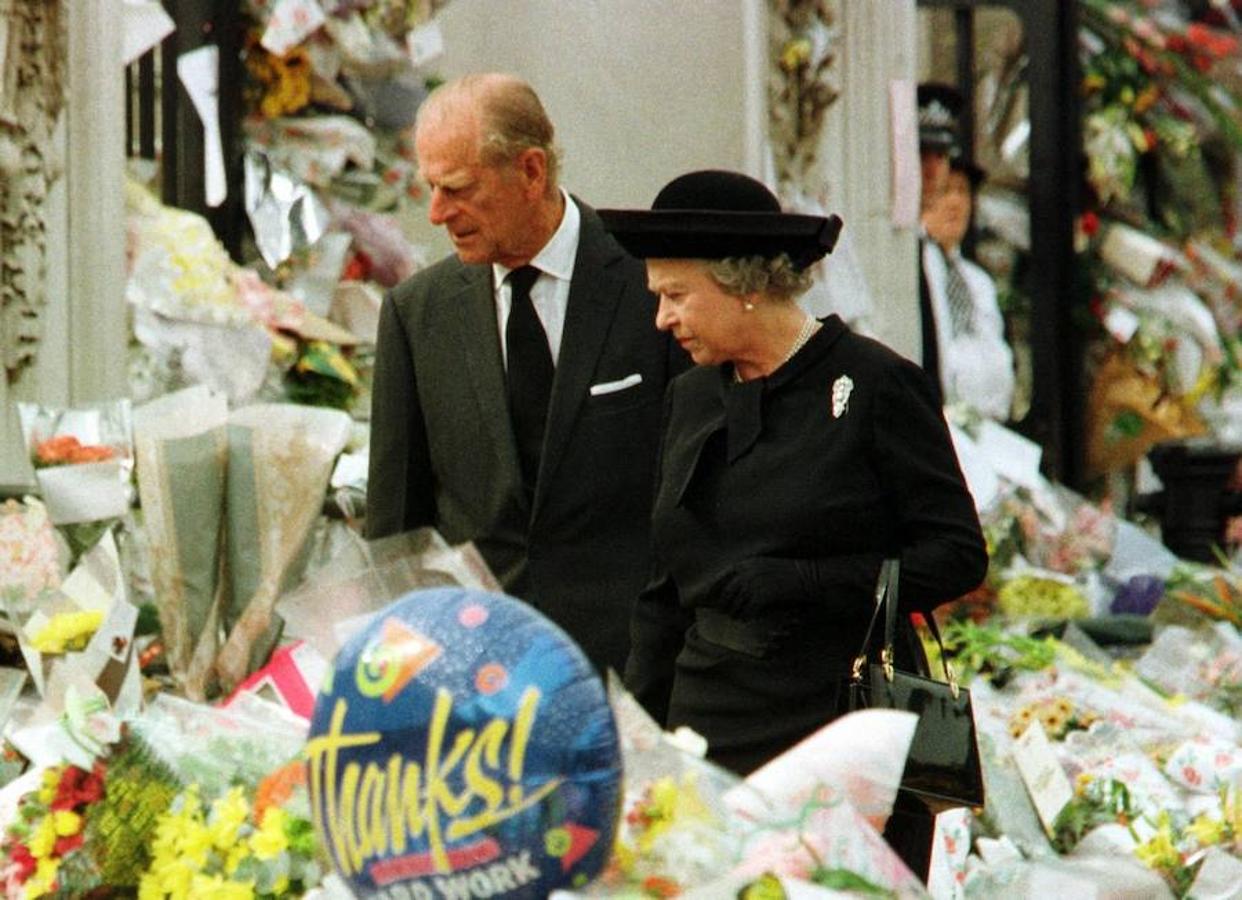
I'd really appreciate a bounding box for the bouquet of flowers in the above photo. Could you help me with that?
[17,400,134,563]
[138,760,322,899]
[0,723,183,898]
[0,497,63,619]
[0,760,107,898]
[9,530,141,716]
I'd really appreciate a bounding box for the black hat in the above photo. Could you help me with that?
[597,169,843,271]
[918,82,963,153]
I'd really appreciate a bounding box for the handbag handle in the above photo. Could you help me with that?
[850,558,961,697]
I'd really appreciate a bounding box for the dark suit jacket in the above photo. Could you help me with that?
[366,199,686,673]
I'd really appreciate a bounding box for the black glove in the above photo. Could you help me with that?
[713,556,812,620]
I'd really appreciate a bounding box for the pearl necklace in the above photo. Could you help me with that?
[734,315,821,383]
[780,314,821,368]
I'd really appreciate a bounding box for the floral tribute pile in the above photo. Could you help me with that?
[966,0,1242,474]
[0,688,318,900]
[924,422,1242,897]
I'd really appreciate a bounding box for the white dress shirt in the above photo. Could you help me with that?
[492,189,580,369]
[922,240,1015,420]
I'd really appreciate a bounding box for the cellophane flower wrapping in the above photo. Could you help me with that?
[275,527,502,665]
[725,710,928,898]
[0,497,64,625]
[573,683,927,897]
[580,681,742,896]
[17,400,134,570]
[210,403,352,694]
[11,530,141,717]
[133,385,230,698]
[1135,622,1242,721]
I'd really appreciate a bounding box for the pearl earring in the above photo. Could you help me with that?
[743,301,755,312]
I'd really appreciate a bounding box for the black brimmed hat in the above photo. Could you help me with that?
[597,169,843,271]
[918,82,964,154]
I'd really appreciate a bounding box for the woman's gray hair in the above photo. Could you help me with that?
[706,254,815,301]
[419,73,562,191]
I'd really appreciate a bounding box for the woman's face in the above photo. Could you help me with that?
[647,259,748,366]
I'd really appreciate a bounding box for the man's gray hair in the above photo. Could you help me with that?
[419,73,562,191]
[706,254,814,301]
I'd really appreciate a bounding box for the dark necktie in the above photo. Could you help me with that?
[944,256,975,337]
[505,265,553,493]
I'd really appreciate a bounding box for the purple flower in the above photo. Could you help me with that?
[1110,574,1165,616]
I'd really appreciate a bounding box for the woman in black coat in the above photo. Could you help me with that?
[599,171,988,777]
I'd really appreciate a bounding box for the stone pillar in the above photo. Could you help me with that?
[821,0,919,359]
[65,0,127,404]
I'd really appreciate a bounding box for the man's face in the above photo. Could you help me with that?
[920,149,950,211]
[922,170,973,250]
[415,111,544,268]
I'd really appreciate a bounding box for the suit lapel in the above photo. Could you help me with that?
[450,265,524,488]
[533,204,625,519]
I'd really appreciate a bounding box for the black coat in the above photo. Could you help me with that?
[625,315,986,773]
[366,200,687,673]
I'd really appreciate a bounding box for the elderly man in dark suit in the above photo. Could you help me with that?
[366,72,686,673]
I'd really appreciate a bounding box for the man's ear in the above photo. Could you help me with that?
[516,147,548,198]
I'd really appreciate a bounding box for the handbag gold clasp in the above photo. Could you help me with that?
[945,659,961,699]
[851,654,865,682]
[881,646,894,682]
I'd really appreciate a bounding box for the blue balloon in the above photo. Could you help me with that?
[306,587,621,899]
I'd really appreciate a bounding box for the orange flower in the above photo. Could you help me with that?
[253,760,305,824]
[33,435,115,467]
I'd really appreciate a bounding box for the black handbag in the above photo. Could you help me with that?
[847,559,985,812]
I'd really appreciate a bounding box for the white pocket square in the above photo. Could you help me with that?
[589,373,643,396]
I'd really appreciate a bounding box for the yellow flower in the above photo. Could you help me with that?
[175,819,215,869]
[780,38,812,71]
[31,609,105,653]
[189,871,256,900]
[1040,710,1068,737]
[249,806,289,861]
[37,767,61,804]
[28,815,56,858]
[25,857,61,899]
[224,841,251,876]
[53,809,83,836]
[1187,814,1227,847]
[138,872,165,900]
[1135,815,1182,871]
[147,857,195,900]
[208,787,249,850]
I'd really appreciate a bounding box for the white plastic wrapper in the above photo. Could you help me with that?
[18,400,134,526]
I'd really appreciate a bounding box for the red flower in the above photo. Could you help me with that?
[8,844,35,881]
[50,765,104,811]
[341,251,372,282]
[1186,23,1239,59]
[1081,211,1100,237]
[53,833,84,857]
